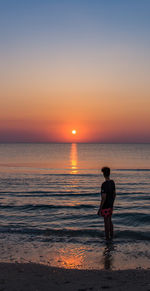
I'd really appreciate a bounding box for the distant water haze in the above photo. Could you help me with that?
[0,143,150,172]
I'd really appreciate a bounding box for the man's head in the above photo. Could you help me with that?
[101,167,110,178]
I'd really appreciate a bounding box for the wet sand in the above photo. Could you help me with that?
[0,262,150,291]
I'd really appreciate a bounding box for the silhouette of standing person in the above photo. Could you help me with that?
[98,167,116,240]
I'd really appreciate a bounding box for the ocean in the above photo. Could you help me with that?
[0,143,150,270]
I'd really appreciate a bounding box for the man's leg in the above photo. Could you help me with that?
[104,217,110,240]
[109,216,113,238]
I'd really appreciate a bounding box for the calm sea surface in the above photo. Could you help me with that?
[0,143,150,270]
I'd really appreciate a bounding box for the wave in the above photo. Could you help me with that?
[0,203,95,210]
[114,212,150,225]
[116,229,150,240]
[44,173,98,177]
[0,227,149,241]
[115,169,150,172]
[0,191,100,197]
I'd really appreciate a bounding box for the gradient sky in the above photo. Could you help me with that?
[0,0,150,142]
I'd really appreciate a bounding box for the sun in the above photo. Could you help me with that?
[72,129,77,135]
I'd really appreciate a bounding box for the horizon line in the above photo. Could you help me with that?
[0,141,150,145]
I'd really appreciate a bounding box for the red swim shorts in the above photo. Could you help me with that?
[101,208,113,218]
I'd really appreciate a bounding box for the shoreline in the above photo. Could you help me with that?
[0,262,150,291]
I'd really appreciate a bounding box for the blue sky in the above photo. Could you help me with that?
[1,0,150,47]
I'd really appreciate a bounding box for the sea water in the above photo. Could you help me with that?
[0,143,150,270]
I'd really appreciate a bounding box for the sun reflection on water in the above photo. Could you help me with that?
[70,143,78,174]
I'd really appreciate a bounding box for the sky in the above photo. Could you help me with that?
[0,0,150,143]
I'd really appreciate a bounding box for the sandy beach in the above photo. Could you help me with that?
[0,263,149,291]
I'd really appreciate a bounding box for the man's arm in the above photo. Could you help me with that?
[97,193,106,216]
[113,190,116,201]
[100,193,106,210]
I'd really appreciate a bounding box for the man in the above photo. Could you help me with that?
[98,167,116,240]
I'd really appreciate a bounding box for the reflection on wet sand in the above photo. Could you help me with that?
[103,241,115,270]
[48,246,84,269]
[70,143,78,174]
